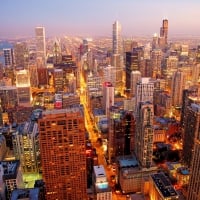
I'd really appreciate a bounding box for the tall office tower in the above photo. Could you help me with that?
[111,54,124,94]
[182,103,200,168]
[0,160,24,200]
[163,55,178,76]
[53,39,62,64]
[38,108,87,200]
[3,48,15,67]
[112,21,122,55]
[135,102,154,168]
[29,64,39,87]
[135,78,154,113]
[93,165,112,200]
[0,63,4,80]
[37,67,48,87]
[14,42,29,69]
[0,86,18,110]
[112,21,124,94]
[192,64,200,83]
[159,19,168,49]
[171,70,185,107]
[15,69,31,107]
[102,82,114,116]
[150,49,162,78]
[152,33,159,49]
[113,112,135,157]
[35,27,46,65]
[12,121,40,173]
[0,134,6,160]
[130,70,141,97]
[181,85,200,128]
[196,45,200,63]
[103,65,116,87]
[187,106,200,200]
[125,47,144,89]
[54,68,64,93]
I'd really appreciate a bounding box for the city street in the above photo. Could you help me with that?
[80,72,126,200]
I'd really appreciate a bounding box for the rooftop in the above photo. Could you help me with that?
[0,160,20,180]
[93,165,106,178]
[11,188,40,200]
[118,156,139,168]
[151,172,179,198]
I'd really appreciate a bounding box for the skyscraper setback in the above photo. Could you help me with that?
[38,108,87,200]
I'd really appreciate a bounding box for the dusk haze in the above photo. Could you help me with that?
[1,0,200,38]
[1,1,200,200]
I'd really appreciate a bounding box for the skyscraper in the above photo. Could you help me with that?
[130,70,141,97]
[15,69,31,107]
[158,19,168,49]
[112,21,122,55]
[14,42,29,69]
[3,48,14,67]
[112,21,124,94]
[182,103,200,168]
[102,82,114,116]
[187,104,200,200]
[135,102,154,168]
[160,19,168,45]
[171,70,185,107]
[35,27,46,65]
[135,77,154,112]
[38,107,87,200]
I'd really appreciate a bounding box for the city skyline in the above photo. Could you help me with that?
[1,0,200,38]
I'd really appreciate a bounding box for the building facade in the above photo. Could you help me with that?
[38,107,87,200]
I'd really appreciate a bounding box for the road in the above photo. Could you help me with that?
[80,71,126,200]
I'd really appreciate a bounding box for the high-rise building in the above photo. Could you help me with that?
[12,121,40,173]
[135,102,154,168]
[130,70,141,97]
[112,21,122,55]
[187,104,200,200]
[102,82,114,116]
[196,45,200,64]
[15,69,31,107]
[53,68,64,93]
[192,64,200,83]
[158,19,168,49]
[150,49,162,78]
[3,48,14,67]
[125,47,144,89]
[0,86,18,110]
[14,42,29,69]
[0,134,6,160]
[38,107,87,200]
[35,27,46,65]
[182,103,200,168]
[135,77,154,113]
[171,70,185,107]
[181,85,200,128]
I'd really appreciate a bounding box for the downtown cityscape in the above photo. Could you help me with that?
[1,1,200,200]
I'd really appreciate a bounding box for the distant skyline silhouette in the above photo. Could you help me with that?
[1,0,200,38]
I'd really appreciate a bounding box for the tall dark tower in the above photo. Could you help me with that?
[187,103,200,200]
[160,19,168,45]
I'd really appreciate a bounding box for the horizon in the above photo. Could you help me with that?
[1,1,200,39]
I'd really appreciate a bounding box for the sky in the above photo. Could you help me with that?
[1,0,200,38]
